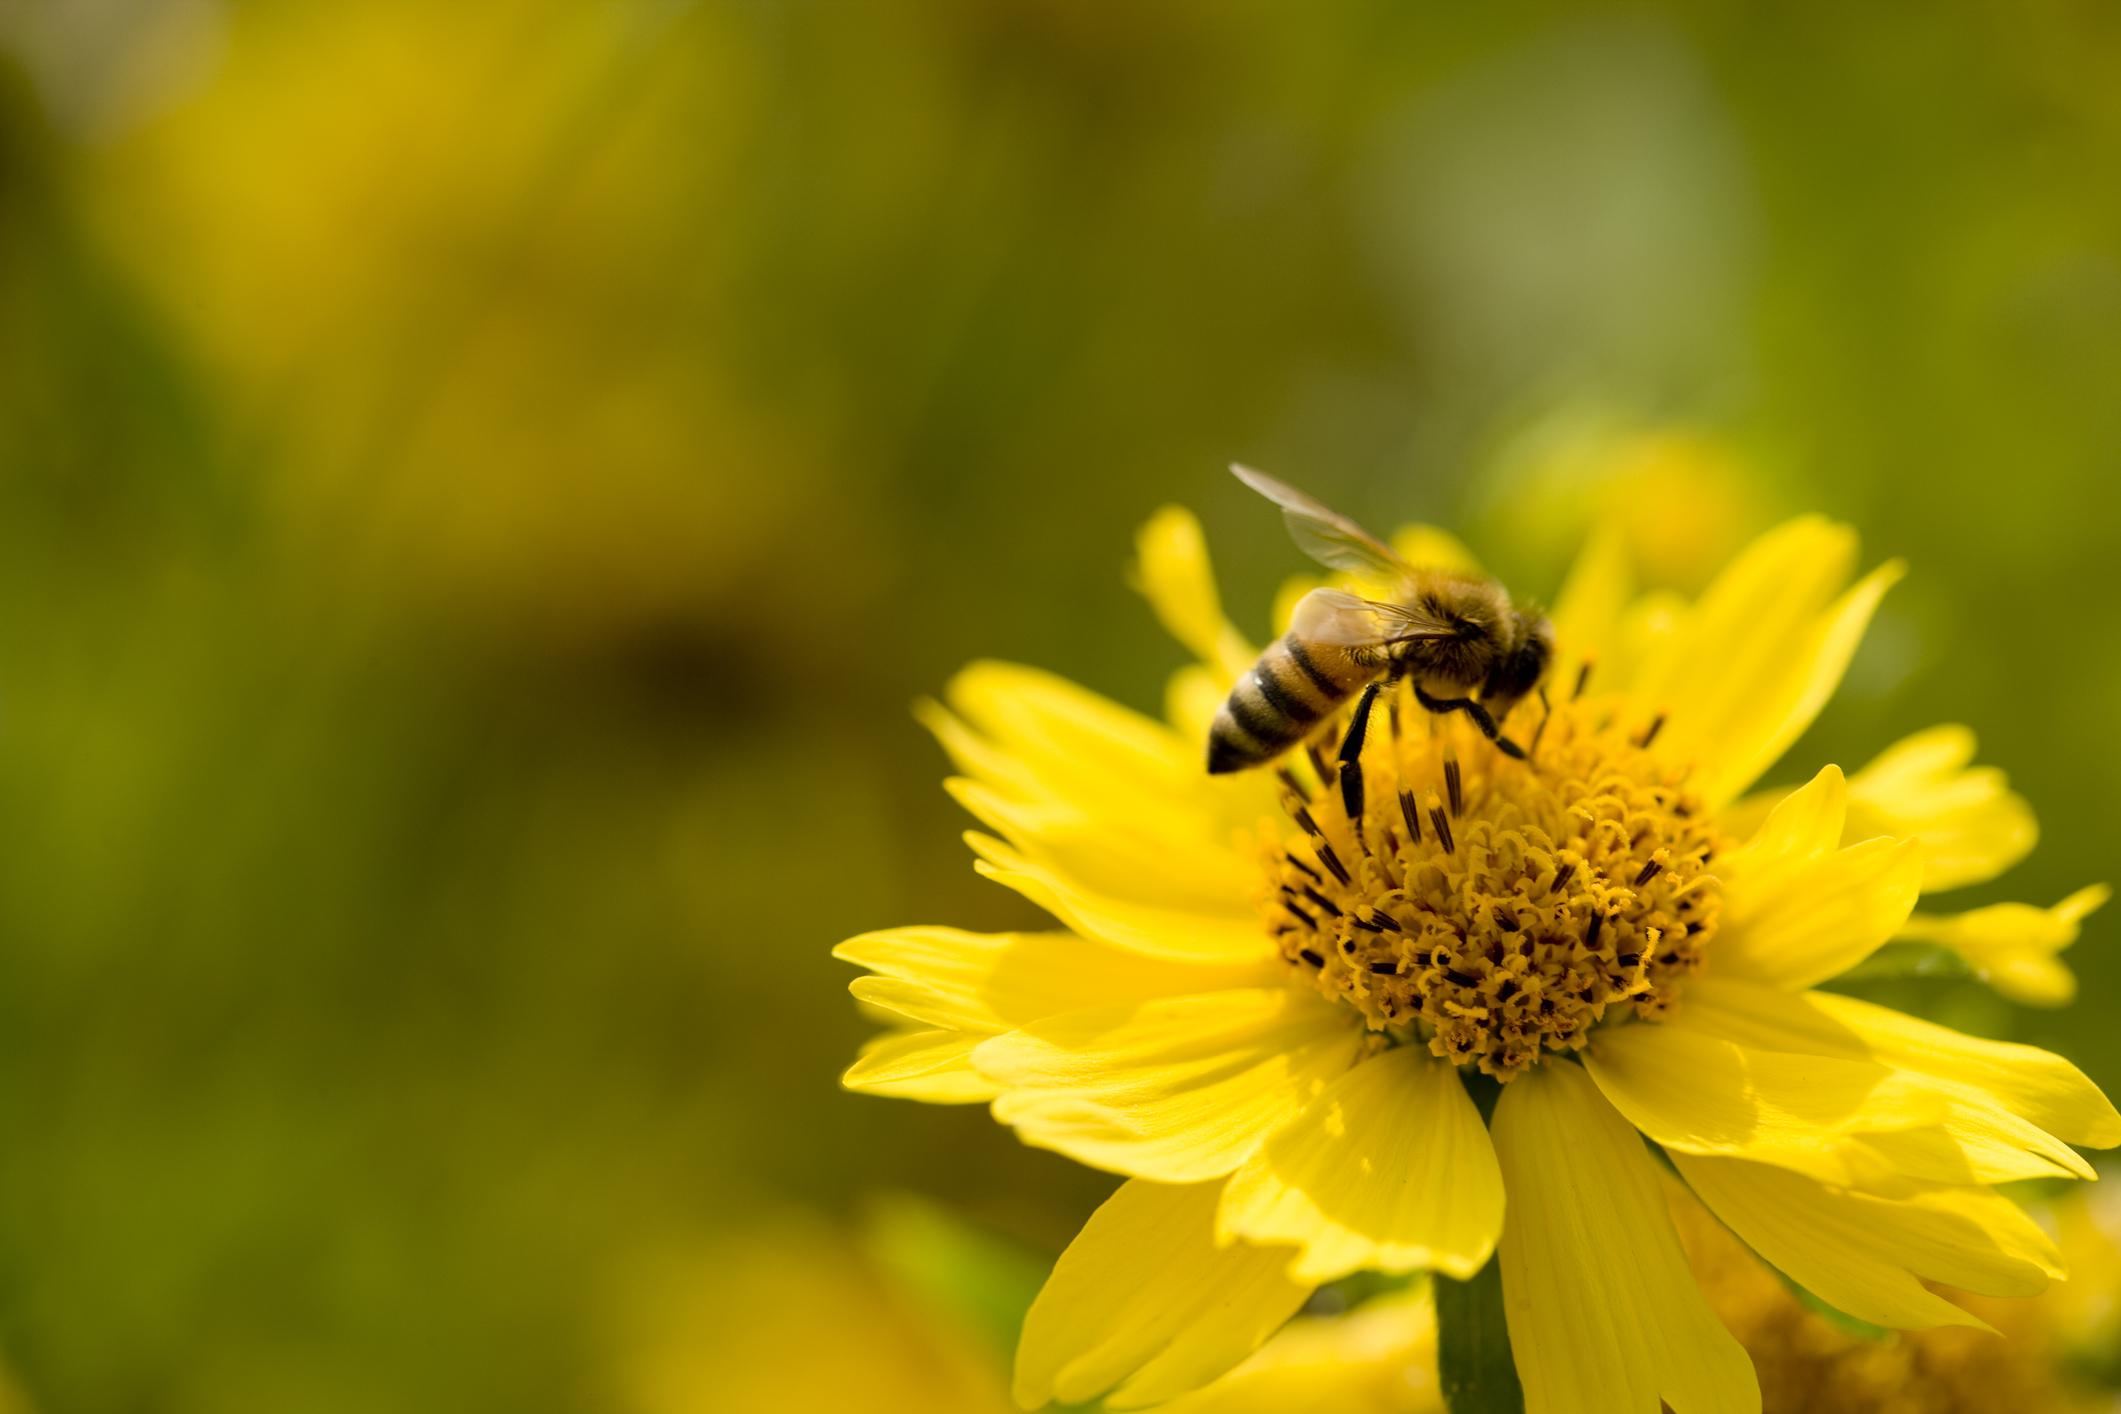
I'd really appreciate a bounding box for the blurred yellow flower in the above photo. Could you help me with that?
[1472,419,1772,596]
[84,1,847,644]
[1668,1174,2089,1414]
[612,1216,1013,1414]
[837,499,2118,1413]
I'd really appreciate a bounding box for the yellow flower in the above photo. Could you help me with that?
[837,502,2120,1414]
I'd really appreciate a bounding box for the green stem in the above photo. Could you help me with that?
[1435,1072,1524,1414]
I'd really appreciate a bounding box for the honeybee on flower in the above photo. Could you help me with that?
[835,471,2113,1414]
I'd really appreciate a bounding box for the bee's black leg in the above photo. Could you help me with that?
[1337,680,1383,821]
[1414,684,1527,761]
[1338,680,1383,765]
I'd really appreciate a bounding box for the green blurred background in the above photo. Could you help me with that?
[0,1,2116,1409]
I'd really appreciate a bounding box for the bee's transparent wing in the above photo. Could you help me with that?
[1289,588,1453,647]
[1231,464,1412,581]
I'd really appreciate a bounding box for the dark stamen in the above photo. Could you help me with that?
[1495,906,1520,932]
[1291,805,1322,838]
[1398,788,1422,844]
[1368,962,1398,975]
[1286,902,1317,928]
[1369,910,1402,932]
[1276,767,1306,799]
[1343,939,1356,953]
[1316,843,1352,887]
[1634,859,1664,887]
[1444,759,1463,818]
[1301,886,1342,918]
[1617,953,1642,969]
[1586,913,1605,950]
[1549,862,1576,896]
[1445,968,1480,988]
[1350,914,1383,933]
[1429,806,1455,855]
[1306,743,1333,791]
[1638,714,1666,750]
[1573,661,1592,701]
[1299,949,1325,967]
[1287,853,1323,884]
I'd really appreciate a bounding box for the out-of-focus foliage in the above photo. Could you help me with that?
[612,1199,1020,1414]
[0,1,2116,1410]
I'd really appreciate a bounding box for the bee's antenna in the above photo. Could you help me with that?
[1529,686,1553,759]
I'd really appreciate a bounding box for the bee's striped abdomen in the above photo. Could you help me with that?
[1207,635,1374,774]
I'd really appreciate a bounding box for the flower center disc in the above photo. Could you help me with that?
[1255,690,1725,1079]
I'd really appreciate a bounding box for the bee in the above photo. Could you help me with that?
[1207,465,1553,776]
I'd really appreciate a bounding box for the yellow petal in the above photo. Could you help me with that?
[1977,951,2079,1009]
[841,1029,1001,1103]
[1709,791,1775,846]
[936,661,1267,838]
[925,696,1252,881]
[1546,519,1632,699]
[1218,1047,1504,1283]
[836,926,1283,1034]
[1134,506,1258,687]
[944,660,1200,793]
[1632,515,1901,807]
[1626,516,1860,721]
[1491,1060,1757,1414]
[1145,1287,1442,1414]
[949,776,1259,915]
[1714,837,1924,990]
[1845,725,2038,891]
[1762,982,2120,1149]
[1679,976,2115,1147]
[1167,662,1231,745]
[1672,1151,2056,1331]
[1585,1017,2091,1188]
[1897,884,2111,1007]
[969,834,1276,965]
[1720,725,2042,893]
[1014,1178,1312,1410]
[1712,766,1925,990]
[975,988,1363,1183]
[1596,587,1690,699]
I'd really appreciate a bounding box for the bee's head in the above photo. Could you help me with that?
[1484,612,1554,706]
